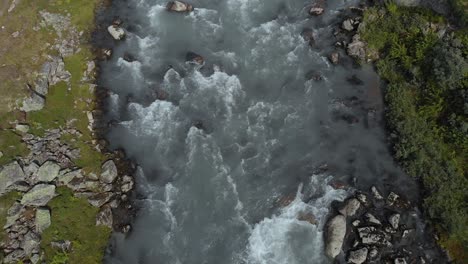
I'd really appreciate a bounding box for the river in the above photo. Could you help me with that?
[97,0,418,263]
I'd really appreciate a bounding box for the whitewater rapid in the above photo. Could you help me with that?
[98,0,406,263]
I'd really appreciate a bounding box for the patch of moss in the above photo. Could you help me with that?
[41,187,111,264]
[0,130,29,166]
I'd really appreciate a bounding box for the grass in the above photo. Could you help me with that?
[41,187,111,264]
[0,130,29,166]
[360,4,468,262]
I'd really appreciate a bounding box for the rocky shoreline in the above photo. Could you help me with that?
[0,1,137,263]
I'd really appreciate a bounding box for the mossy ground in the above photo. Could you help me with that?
[41,187,111,264]
[0,0,111,263]
[360,4,467,262]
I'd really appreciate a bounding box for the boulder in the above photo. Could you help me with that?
[371,186,383,200]
[96,205,113,228]
[339,198,361,217]
[348,247,368,264]
[35,207,51,233]
[365,213,382,225]
[325,215,346,259]
[21,184,56,206]
[107,25,125,40]
[15,124,30,133]
[58,169,83,185]
[36,161,60,183]
[100,160,118,184]
[347,35,367,61]
[50,240,72,252]
[166,1,194,12]
[342,19,354,31]
[88,192,113,207]
[4,202,23,229]
[329,52,339,65]
[3,249,26,263]
[386,192,399,206]
[388,214,400,229]
[0,161,26,195]
[121,175,134,193]
[22,231,40,256]
[358,226,390,246]
[20,93,45,112]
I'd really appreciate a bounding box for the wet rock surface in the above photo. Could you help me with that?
[324,187,449,263]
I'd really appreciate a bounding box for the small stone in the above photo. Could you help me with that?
[329,52,339,65]
[121,175,134,193]
[309,6,324,16]
[388,214,400,229]
[387,192,399,206]
[347,247,368,264]
[35,207,51,233]
[101,160,118,184]
[58,169,82,185]
[15,124,30,133]
[88,172,99,181]
[356,193,367,204]
[394,257,407,264]
[342,19,354,31]
[339,198,361,217]
[21,184,56,206]
[96,205,113,228]
[88,192,113,207]
[352,220,361,226]
[36,161,60,182]
[50,240,72,252]
[122,224,131,233]
[107,25,125,40]
[369,248,378,258]
[365,213,381,225]
[402,229,414,238]
[371,186,383,200]
[166,1,194,12]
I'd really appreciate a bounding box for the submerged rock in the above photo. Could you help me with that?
[325,215,346,259]
[342,19,355,31]
[329,52,340,65]
[388,214,400,229]
[301,28,315,47]
[166,1,194,12]
[185,52,205,66]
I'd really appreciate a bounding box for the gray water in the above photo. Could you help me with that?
[99,0,417,263]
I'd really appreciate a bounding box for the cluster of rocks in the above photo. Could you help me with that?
[325,186,444,264]
[20,11,84,112]
[0,153,134,263]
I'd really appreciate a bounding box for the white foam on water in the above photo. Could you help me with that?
[247,175,347,264]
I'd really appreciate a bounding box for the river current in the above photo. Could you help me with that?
[98,0,417,263]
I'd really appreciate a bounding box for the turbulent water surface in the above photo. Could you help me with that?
[98,0,417,263]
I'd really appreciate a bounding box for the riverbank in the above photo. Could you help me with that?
[347,2,467,262]
[0,1,134,263]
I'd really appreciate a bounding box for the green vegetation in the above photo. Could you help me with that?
[41,187,111,264]
[360,4,467,262]
[0,130,29,166]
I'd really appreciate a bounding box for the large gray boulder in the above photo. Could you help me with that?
[20,93,45,112]
[0,161,26,195]
[36,161,60,182]
[325,215,346,259]
[347,35,367,62]
[339,198,361,217]
[96,205,113,228]
[100,160,118,184]
[35,207,51,233]
[21,184,56,206]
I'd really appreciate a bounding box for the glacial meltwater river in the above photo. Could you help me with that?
[97,0,419,263]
